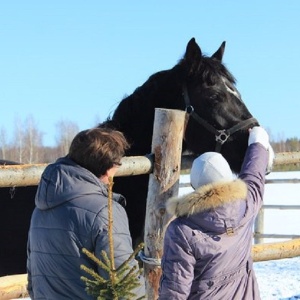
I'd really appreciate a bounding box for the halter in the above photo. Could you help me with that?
[182,84,258,152]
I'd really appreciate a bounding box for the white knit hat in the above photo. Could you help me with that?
[190,152,233,189]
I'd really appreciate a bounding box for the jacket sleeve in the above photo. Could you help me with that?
[94,203,145,299]
[26,237,33,299]
[238,143,269,218]
[159,221,195,299]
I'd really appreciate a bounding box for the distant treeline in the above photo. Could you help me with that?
[0,116,299,171]
[271,138,300,171]
[2,138,299,171]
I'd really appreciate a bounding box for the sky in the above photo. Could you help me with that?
[1,1,300,146]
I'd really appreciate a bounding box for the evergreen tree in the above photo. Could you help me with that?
[80,177,145,300]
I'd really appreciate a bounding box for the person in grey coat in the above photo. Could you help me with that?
[158,126,274,300]
[27,128,145,299]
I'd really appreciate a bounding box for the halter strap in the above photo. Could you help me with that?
[183,84,258,152]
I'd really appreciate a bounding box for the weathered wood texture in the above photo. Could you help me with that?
[1,152,299,188]
[143,108,185,300]
[0,274,28,300]
[252,238,300,262]
[0,156,154,188]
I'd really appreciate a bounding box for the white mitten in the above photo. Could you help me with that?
[248,126,269,150]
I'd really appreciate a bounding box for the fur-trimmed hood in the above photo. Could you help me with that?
[167,179,248,233]
[167,179,247,216]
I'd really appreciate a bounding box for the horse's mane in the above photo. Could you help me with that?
[101,66,183,123]
[178,54,237,87]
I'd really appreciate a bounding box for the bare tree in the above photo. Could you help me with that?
[23,115,44,163]
[12,116,25,163]
[55,120,79,156]
[0,127,8,160]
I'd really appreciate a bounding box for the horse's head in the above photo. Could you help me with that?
[101,37,273,173]
[180,38,263,173]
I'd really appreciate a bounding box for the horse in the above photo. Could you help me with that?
[0,37,262,276]
[0,160,37,276]
[98,37,261,246]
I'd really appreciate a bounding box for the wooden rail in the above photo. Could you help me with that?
[252,238,300,262]
[254,203,300,244]
[180,151,300,172]
[0,274,28,300]
[1,151,300,188]
[0,155,154,188]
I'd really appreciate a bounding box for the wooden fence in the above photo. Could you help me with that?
[1,151,300,247]
[1,108,300,299]
[254,177,300,244]
[1,152,300,188]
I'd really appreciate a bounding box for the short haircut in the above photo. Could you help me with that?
[68,127,129,177]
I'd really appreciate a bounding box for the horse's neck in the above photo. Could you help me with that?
[113,86,181,155]
[112,94,158,155]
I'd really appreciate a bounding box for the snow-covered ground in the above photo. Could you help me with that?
[180,171,300,299]
[255,256,300,299]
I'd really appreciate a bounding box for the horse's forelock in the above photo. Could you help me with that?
[183,55,237,92]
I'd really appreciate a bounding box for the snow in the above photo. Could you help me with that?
[254,257,300,299]
[179,171,300,299]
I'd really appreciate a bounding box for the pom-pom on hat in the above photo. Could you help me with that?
[190,152,233,189]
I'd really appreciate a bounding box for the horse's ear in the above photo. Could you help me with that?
[211,41,226,61]
[185,38,202,63]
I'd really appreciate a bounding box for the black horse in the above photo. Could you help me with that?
[0,161,37,276]
[0,38,260,276]
[99,37,259,246]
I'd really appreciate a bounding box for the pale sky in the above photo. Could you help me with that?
[1,1,299,146]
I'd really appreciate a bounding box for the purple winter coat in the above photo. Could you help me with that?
[159,143,268,300]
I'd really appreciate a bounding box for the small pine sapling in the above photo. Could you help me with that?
[80,177,145,300]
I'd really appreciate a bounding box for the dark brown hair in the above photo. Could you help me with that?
[68,127,129,177]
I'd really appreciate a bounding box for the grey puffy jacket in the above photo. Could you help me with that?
[27,156,145,299]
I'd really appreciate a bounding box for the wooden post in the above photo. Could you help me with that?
[143,108,186,300]
[254,208,264,244]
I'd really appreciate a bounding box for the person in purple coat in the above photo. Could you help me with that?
[159,126,274,300]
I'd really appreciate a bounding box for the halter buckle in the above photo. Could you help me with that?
[215,130,230,145]
[185,105,194,115]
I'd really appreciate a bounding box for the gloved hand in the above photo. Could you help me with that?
[248,126,270,150]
